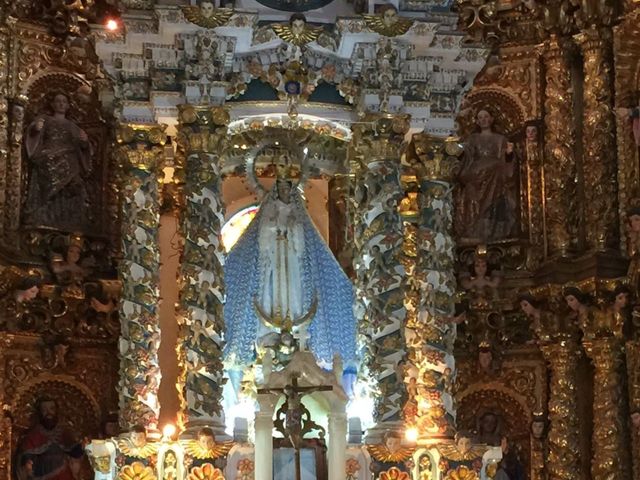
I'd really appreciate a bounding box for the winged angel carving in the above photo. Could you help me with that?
[364,6,414,37]
[181,2,233,28]
[181,438,233,460]
[366,443,415,463]
[272,13,323,46]
[252,14,336,51]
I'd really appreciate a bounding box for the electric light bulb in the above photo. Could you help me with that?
[162,423,176,440]
[405,427,419,442]
[105,19,119,31]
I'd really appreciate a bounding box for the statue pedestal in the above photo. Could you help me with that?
[255,351,349,480]
[255,393,278,480]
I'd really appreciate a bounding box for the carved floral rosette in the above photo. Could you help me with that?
[401,133,458,438]
[116,125,165,431]
[352,115,409,423]
[176,106,229,427]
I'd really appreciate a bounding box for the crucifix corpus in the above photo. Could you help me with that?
[258,374,332,480]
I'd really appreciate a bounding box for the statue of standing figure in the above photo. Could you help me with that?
[15,397,85,480]
[23,92,92,232]
[224,173,356,370]
[456,109,517,242]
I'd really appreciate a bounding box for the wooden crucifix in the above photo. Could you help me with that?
[258,375,332,480]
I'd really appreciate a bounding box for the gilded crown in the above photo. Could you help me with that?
[275,155,301,179]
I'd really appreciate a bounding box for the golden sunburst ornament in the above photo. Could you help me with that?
[443,466,480,480]
[118,462,156,480]
[187,463,224,480]
[380,467,411,480]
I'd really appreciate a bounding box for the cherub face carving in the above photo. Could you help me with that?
[382,8,398,27]
[200,1,215,18]
[291,18,305,36]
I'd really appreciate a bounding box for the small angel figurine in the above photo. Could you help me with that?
[364,5,414,37]
[181,1,233,28]
[459,253,500,307]
[272,14,322,47]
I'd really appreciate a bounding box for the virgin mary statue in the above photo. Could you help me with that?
[224,178,356,369]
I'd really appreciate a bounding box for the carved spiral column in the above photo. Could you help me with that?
[401,133,460,440]
[627,340,640,480]
[0,27,9,242]
[176,105,229,433]
[542,35,577,256]
[530,436,546,480]
[582,337,631,480]
[115,124,166,431]
[540,339,581,480]
[574,28,619,251]
[0,413,10,480]
[351,114,410,435]
[0,337,10,480]
[613,13,640,254]
[4,96,25,243]
[525,126,545,264]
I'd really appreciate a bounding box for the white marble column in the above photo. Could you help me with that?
[328,406,348,480]
[255,394,277,480]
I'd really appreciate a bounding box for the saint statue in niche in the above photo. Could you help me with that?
[256,179,306,323]
[223,170,356,371]
[14,397,84,480]
[23,92,92,232]
[456,109,517,243]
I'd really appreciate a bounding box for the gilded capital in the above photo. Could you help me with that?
[117,123,167,147]
[408,133,462,182]
[177,105,230,154]
[116,123,167,172]
[351,113,410,166]
[583,335,624,360]
[574,26,613,52]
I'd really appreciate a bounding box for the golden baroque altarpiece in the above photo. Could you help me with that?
[0,0,638,479]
